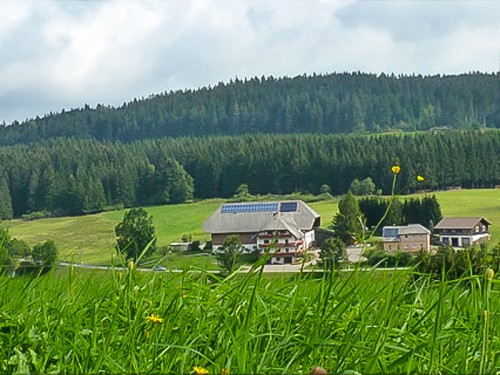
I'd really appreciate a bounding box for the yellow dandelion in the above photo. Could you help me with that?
[193,366,209,375]
[146,313,164,324]
[487,268,495,282]
[391,165,401,175]
[416,175,425,182]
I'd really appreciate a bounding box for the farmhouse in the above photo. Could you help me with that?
[434,217,491,247]
[203,201,320,265]
[382,224,431,253]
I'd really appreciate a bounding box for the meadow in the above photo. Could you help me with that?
[2,189,500,265]
[1,261,499,374]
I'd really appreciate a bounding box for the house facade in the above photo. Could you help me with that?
[382,224,431,253]
[434,217,491,247]
[203,201,321,265]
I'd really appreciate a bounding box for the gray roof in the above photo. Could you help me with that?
[382,224,430,240]
[434,217,492,229]
[398,224,431,235]
[203,200,320,238]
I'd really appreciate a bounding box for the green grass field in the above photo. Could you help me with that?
[2,189,500,264]
[1,265,500,374]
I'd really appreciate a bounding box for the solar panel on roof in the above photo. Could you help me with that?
[221,202,279,213]
[280,202,298,212]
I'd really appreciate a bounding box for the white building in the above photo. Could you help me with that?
[434,217,491,247]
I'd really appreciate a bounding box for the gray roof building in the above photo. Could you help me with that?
[382,224,431,240]
[203,200,320,238]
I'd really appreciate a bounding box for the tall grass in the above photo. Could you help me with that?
[1,264,499,374]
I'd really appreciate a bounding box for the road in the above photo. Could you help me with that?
[59,261,409,273]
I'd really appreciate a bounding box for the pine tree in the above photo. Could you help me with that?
[331,190,365,244]
[0,175,13,219]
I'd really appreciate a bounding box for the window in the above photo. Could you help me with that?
[264,240,269,244]
[285,239,289,244]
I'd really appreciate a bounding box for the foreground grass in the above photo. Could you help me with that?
[3,189,500,264]
[1,266,499,374]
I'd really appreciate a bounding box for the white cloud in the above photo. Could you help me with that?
[1,0,500,123]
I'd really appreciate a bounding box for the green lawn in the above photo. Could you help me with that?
[3,189,500,265]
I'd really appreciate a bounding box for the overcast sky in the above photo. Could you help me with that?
[1,0,500,124]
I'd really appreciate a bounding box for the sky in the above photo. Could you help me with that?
[1,0,500,125]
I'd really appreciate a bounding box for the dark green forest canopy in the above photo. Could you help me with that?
[1,72,500,145]
[0,130,499,218]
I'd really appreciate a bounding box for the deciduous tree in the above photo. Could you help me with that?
[115,208,157,261]
[215,235,244,275]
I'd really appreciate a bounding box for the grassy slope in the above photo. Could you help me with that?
[3,189,499,264]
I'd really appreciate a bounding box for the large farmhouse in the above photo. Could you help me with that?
[203,201,320,265]
[434,217,491,247]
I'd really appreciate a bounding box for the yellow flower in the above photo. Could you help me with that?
[391,165,401,175]
[193,366,209,375]
[417,175,425,182]
[487,268,495,282]
[146,313,164,324]
[221,368,230,375]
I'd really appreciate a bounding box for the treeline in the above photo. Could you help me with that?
[359,195,443,230]
[0,139,194,218]
[1,131,500,219]
[1,72,500,146]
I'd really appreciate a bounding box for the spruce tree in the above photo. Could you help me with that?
[0,176,13,220]
[331,190,365,245]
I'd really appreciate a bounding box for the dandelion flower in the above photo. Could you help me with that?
[391,165,401,175]
[193,366,209,375]
[146,313,164,324]
[417,175,425,182]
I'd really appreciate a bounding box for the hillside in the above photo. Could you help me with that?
[2,131,500,218]
[1,72,499,145]
[4,189,500,265]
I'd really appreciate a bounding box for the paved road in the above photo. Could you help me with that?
[59,261,409,273]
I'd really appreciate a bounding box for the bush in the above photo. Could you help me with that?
[364,248,415,267]
[21,211,52,221]
[32,240,58,266]
[414,245,500,280]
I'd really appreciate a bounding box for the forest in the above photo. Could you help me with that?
[0,72,499,145]
[1,130,500,219]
